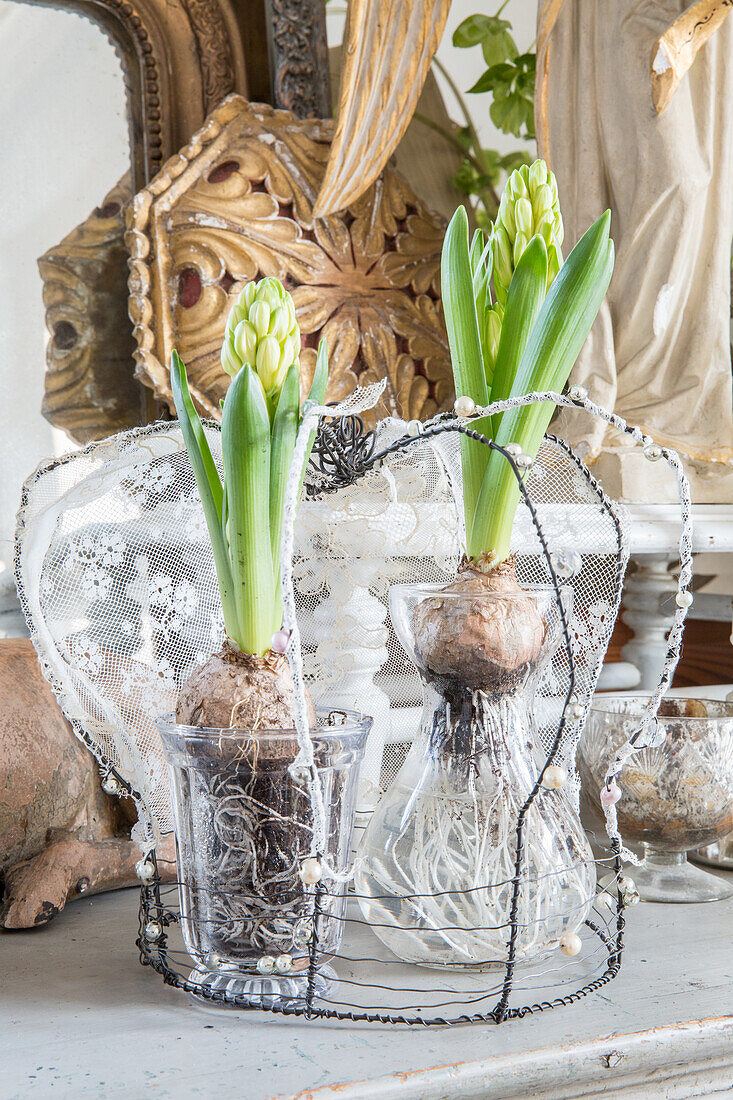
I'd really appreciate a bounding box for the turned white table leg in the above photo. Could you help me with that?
[311,581,390,813]
[620,553,679,691]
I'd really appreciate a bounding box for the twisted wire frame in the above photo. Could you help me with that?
[134,392,692,1024]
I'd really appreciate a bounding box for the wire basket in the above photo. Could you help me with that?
[15,388,693,1024]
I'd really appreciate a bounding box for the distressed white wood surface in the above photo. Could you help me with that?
[1,882,732,1100]
[624,503,733,555]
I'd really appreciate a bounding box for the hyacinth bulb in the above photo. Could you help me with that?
[492,161,564,306]
[220,276,301,413]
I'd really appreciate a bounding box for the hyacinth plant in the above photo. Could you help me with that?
[171,276,327,729]
[444,159,614,569]
[412,160,614,691]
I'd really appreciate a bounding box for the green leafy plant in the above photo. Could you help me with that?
[417,3,535,227]
[442,160,614,567]
[171,277,328,657]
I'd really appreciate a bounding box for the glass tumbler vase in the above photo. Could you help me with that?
[356,582,596,970]
[158,708,370,1006]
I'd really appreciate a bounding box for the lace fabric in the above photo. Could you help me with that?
[14,389,692,866]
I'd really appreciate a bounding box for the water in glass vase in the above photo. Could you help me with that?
[356,577,596,970]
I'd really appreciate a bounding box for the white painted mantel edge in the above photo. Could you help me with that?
[623,503,733,556]
[280,1015,733,1100]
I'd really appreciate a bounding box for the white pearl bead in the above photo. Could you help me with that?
[144,920,162,941]
[299,857,323,885]
[454,395,476,418]
[504,442,522,457]
[257,955,276,975]
[515,453,533,470]
[542,764,567,790]
[595,889,614,910]
[618,876,640,906]
[568,385,587,402]
[559,932,582,957]
[564,702,585,722]
[643,443,663,462]
[102,773,123,796]
[135,858,155,884]
[675,590,693,609]
[275,954,294,974]
[406,419,422,437]
[271,629,290,654]
[600,873,639,907]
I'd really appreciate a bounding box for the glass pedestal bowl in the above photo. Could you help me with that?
[578,696,733,903]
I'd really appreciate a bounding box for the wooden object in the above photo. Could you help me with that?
[266,0,331,119]
[126,96,451,428]
[0,638,170,929]
[38,176,144,444]
[25,0,251,443]
[313,0,451,217]
[606,615,733,689]
[17,0,248,194]
[328,46,464,224]
[601,503,733,690]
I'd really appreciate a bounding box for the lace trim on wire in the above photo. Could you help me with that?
[278,385,692,873]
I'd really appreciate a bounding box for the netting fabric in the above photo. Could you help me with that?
[15,425,226,849]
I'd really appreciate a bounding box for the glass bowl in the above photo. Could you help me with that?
[578,696,733,903]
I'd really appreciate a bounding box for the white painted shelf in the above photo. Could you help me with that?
[623,503,733,556]
[2,883,732,1099]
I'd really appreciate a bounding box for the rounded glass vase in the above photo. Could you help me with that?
[579,696,733,903]
[158,708,370,1007]
[356,582,596,970]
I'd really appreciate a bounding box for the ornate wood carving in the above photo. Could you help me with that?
[126,96,452,428]
[38,177,144,444]
[266,0,331,119]
[313,0,451,218]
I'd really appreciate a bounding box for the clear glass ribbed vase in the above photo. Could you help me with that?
[356,582,596,969]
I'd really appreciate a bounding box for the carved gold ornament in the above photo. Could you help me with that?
[39,176,144,443]
[126,96,451,427]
